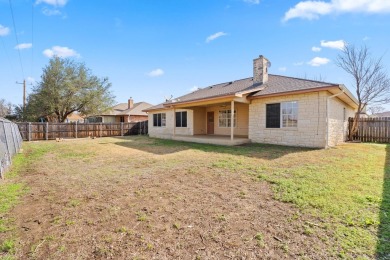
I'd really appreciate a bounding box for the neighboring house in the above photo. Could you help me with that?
[372,111,390,117]
[144,55,359,148]
[65,112,85,123]
[86,98,153,123]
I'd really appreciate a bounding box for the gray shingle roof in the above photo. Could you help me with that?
[144,74,358,112]
[101,102,153,116]
[168,75,336,104]
[251,75,337,97]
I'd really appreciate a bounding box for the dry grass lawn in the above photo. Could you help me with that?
[0,136,388,259]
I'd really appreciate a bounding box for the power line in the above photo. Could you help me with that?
[31,0,34,77]
[8,0,25,79]
[0,37,18,81]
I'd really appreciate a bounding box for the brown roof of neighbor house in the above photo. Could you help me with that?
[66,112,85,121]
[101,102,153,116]
[144,74,358,111]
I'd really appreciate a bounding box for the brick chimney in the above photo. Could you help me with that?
[128,97,134,109]
[253,55,270,85]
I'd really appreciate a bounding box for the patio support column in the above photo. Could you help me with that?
[173,107,176,138]
[230,100,234,140]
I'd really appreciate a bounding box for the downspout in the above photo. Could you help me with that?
[326,89,345,148]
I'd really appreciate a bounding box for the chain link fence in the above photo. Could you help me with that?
[0,118,23,179]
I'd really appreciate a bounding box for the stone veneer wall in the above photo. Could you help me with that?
[327,96,355,147]
[249,91,356,148]
[148,109,193,138]
[249,91,329,148]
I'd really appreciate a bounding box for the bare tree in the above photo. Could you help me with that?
[367,105,385,116]
[0,99,12,117]
[336,44,390,139]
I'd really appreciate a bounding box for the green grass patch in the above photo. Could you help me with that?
[1,136,388,258]
[144,138,388,258]
[0,142,53,258]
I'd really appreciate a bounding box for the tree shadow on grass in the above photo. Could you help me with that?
[377,144,390,259]
[111,136,317,160]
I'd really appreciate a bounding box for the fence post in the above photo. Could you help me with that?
[2,121,9,155]
[28,122,31,141]
[121,122,124,136]
[45,122,49,140]
[75,121,78,138]
[10,122,17,154]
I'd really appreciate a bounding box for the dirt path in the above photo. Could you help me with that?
[7,137,330,259]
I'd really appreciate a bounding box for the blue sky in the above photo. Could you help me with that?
[1,0,390,108]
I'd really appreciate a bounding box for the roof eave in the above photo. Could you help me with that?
[248,85,339,100]
[163,94,237,108]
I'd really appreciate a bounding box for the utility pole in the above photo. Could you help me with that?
[16,80,26,111]
[16,79,30,112]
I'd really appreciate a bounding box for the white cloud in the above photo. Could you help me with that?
[293,61,304,66]
[308,57,330,67]
[0,25,10,36]
[243,0,260,4]
[283,0,390,21]
[206,32,227,43]
[278,67,287,72]
[363,36,370,41]
[14,43,32,50]
[42,7,62,16]
[320,40,345,50]
[43,46,80,58]
[35,0,68,7]
[190,86,200,92]
[26,77,36,84]
[147,68,164,77]
[312,46,321,52]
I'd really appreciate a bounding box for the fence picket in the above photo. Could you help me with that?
[17,121,148,141]
[348,117,390,143]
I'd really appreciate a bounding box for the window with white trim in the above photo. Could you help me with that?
[153,113,166,127]
[175,111,187,127]
[281,101,298,127]
[266,101,298,128]
[218,110,236,128]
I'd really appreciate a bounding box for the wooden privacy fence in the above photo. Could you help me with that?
[17,121,148,141]
[348,117,390,143]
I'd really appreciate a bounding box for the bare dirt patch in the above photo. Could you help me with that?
[6,137,332,259]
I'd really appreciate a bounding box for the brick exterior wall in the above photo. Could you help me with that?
[129,115,148,122]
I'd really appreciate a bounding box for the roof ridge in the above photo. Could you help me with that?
[201,77,253,89]
[269,74,338,85]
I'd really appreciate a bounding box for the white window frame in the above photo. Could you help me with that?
[281,101,298,128]
[218,109,237,128]
[153,113,166,127]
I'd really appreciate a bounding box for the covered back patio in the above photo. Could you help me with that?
[172,134,250,146]
[169,96,251,146]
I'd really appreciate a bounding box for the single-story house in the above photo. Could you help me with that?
[143,55,358,148]
[65,112,85,123]
[86,98,153,123]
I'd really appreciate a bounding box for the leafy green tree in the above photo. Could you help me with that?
[25,57,115,122]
